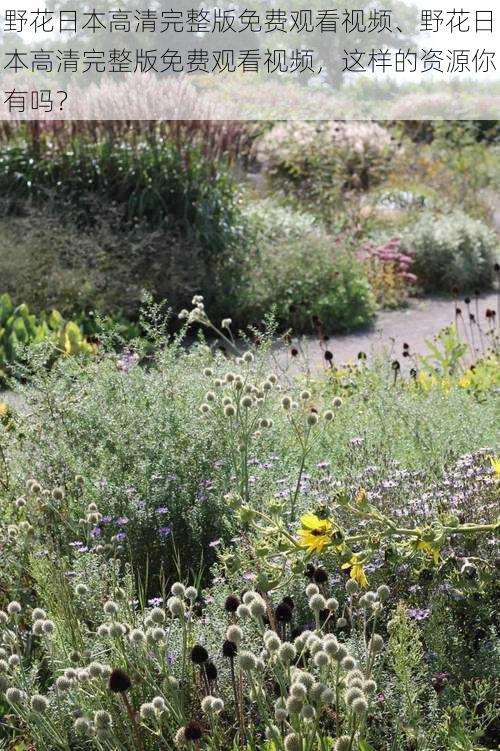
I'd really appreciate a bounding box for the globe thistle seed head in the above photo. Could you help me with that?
[108,668,131,693]
[8,655,20,668]
[377,584,390,602]
[309,594,326,612]
[326,597,339,612]
[346,687,364,706]
[323,410,334,421]
[97,624,110,637]
[243,351,254,363]
[152,627,166,644]
[77,669,90,683]
[211,698,224,713]
[313,650,329,668]
[150,607,166,625]
[140,702,156,720]
[335,737,351,751]
[203,368,214,377]
[129,628,146,646]
[301,704,316,721]
[290,682,307,700]
[242,591,256,605]
[333,397,343,408]
[352,696,368,716]
[222,639,238,658]
[224,594,240,613]
[241,396,253,408]
[345,579,359,595]
[335,645,348,662]
[341,656,356,671]
[74,716,91,733]
[278,642,296,664]
[42,620,55,635]
[300,390,311,401]
[94,709,112,728]
[281,396,292,410]
[322,687,335,704]
[31,694,48,713]
[305,583,319,598]
[249,598,266,619]
[171,582,185,598]
[295,670,315,690]
[307,413,318,426]
[323,636,339,657]
[15,496,26,509]
[185,586,198,602]
[346,669,364,685]
[56,675,71,691]
[336,617,348,628]
[52,487,65,501]
[369,634,384,654]
[201,695,214,714]
[190,644,209,665]
[109,623,125,639]
[184,720,203,742]
[284,733,302,751]
[306,634,322,654]
[167,597,185,618]
[226,625,243,644]
[32,608,47,622]
[7,602,21,616]
[364,679,377,694]
[221,318,232,329]
[64,668,78,680]
[224,404,236,417]
[88,662,102,678]
[75,584,88,597]
[6,687,23,704]
[238,651,257,672]
[285,696,303,715]
[103,601,118,617]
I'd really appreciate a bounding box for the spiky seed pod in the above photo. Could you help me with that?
[377,584,390,602]
[222,639,238,658]
[236,604,250,619]
[345,579,359,595]
[226,625,243,644]
[224,594,240,613]
[171,582,185,597]
[284,733,301,751]
[309,594,326,612]
[103,601,118,617]
[285,696,303,714]
[150,608,165,625]
[152,696,166,712]
[305,583,319,598]
[56,676,71,692]
[140,702,156,720]
[345,687,364,706]
[94,710,112,728]
[238,651,257,672]
[364,679,377,694]
[205,662,218,682]
[335,737,351,751]
[369,634,384,654]
[278,643,296,664]
[290,682,307,700]
[341,656,356,671]
[190,645,209,665]
[352,696,368,715]
[31,694,48,713]
[7,602,21,615]
[275,602,293,623]
[313,650,329,668]
[326,597,339,612]
[107,668,131,693]
[184,720,203,742]
[32,608,46,621]
[167,597,185,618]
[74,716,91,733]
[301,704,316,721]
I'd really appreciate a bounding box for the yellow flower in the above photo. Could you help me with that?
[298,513,333,553]
[341,556,368,588]
[490,456,500,481]
[458,376,471,389]
[355,488,367,505]
[0,403,8,418]
[411,539,440,565]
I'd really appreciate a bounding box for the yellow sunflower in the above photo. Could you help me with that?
[342,556,369,589]
[489,456,500,481]
[298,513,333,553]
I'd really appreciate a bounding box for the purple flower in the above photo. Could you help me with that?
[408,607,430,621]
[156,507,169,515]
[116,517,129,526]
[158,526,172,538]
[115,532,126,542]
[90,527,101,539]
[148,597,164,606]
[209,538,222,548]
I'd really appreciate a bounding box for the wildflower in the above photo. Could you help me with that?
[224,594,240,613]
[326,597,339,612]
[369,634,384,654]
[7,602,21,616]
[226,625,243,644]
[298,514,333,553]
[333,397,343,408]
[290,682,307,700]
[307,413,318,426]
[313,651,329,668]
[184,720,203,742]
[31,694,48,713]
[222,640,238,658]
[489,456,500,480]
[239,651,257,672]
[171,582,185,597]
[281,396,292,410]
[6,687,23,704]
[342,557,369,589]
[56,676,71,692]
[301,704,316,720]
[364,679,377,694]
[94,709,112,728]
[140,702,156,720]
[42,620,55,635]
[108,668,131,693]
[224,404,236,417]
[168,597,185,618]
[278,642,296,664]
[74,717,91,733]
[284,733,301,751]
[335,737,351,751]
[352,696,368,715]
[190,645,209,665]
[103,600,118,617]
[236,603,250,619]
[286,696,303,714]
[309,594,326,612]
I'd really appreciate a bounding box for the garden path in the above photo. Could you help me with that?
[270,292,498,374]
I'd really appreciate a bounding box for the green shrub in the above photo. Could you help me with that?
[0,292,93,385]
[242,200,377,333]
[403,211,498,292]
[254,121,398,220]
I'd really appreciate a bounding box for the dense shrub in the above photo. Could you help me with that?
[403,211,498,293]
[242,200,377,333]
[254,121,398,220]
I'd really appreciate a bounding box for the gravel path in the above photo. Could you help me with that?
[271,292,498,374]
